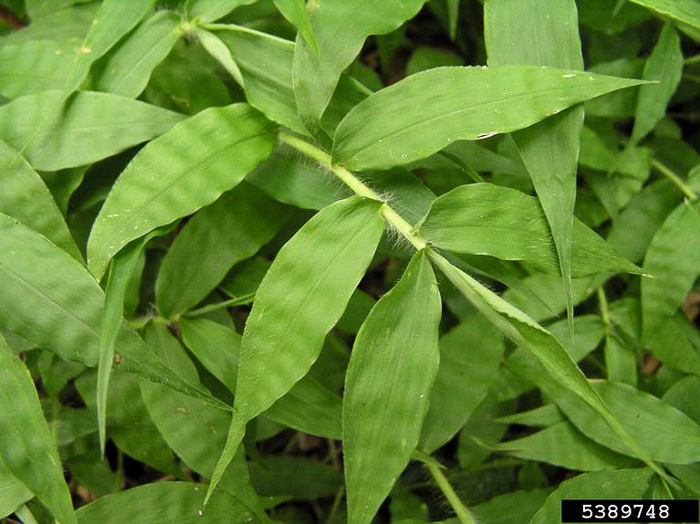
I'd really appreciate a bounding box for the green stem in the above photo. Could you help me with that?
[182,294,255,319]
[684,54,700,66]
[426,462,476,524]
[279,132,427,249]
[651,159,697,200]
[326,485,345,524]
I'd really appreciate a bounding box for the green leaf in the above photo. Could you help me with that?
[538,379,700,464]
[343,251,441,524]
[0,90,183,171]
[529,469,654,523]
[65,0,155,93]
[471,488,553,524]
[0,460,32,520]
[332,65,647,171]
[420,314,505,453]
[642,201,700,338]
[0,41,74,98]
[186,0,256,24]
[447,0,459,40]
[75,482,255,523]
[94,10,182,98]
[495,421,637,471]
[428,251,661,476]
[249,455,342,500]
[139,324,265,517]
[156,183,288,318]
[292,0,425,136]
[87,103,276,280]
[418,183,641,277]
[1,3,97,47]
[207,196,384,501]
[0,140,81,261]
[630,0,700,31]
[195,28,245,87]
[0,334,76,524]
[631,23,683,144]
[496,404,565,427]
[0,213,228,412]
[273,0,318,53]
[180,317,343,439]
[485,0,584,332]
[97,232,161,454]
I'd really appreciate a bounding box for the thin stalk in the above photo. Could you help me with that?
[684,54,700,66]
[183,294,255,318]
[326,486,345,524]
[426,462,476,524]
[651,159,697,200]
[597,287,611,330]
[279,132,427,249]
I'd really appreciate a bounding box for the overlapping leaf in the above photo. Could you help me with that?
[332,65,647,171]
[0,90,183,171]
[207,196,384,500]
[0,334,76,524]
[343,251,441,524]
[87,103,276,280]
[0,213,227,412]
[486,0,584,330]
[417,183,641,277]
[156,183,289,318]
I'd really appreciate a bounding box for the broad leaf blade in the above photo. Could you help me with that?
[186,0,256,24]
[333,65,647,171]
[292,0,425,136]
[418,183,641,277]
[94,10,182,98]
[343,251,441,524]
[485,0,584,333]
[156,183,289,318]
[0,334,76,524]
[631,22,683,144]
[642,201,700,339]
[273,0,318,53]
[87,103,276,280]
[207,196,384,500]
[0,40,74,98]
[75,482,255,524]
[630,0,700,31]
[0,90,183,171]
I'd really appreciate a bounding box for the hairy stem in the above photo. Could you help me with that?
[426,462,476,524]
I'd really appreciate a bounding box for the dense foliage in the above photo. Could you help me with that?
[0,0,699,522]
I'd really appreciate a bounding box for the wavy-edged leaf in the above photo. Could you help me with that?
[186,0,256,23]
[486,0,584,331]
[0,140,80,261]
[94,10,181,98]
[429,251,661,475]
[642,201,700,338]
[207,196,384,501]
[632,22,683,144]
[344,251,441,524]
[496,421,637,471]
[0,213,228,412]
[180,317,342,439]
[292,0,425,136]
[0,40,74,98]
[529,469,654,524]
[0,334,76,524]
[418,183,641,277]
[420,314,504,453]
[0,90,183,171]
[75,482,255,524]
[332,65,647,171]
[88,103,276,280]
[156,183,289,318]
